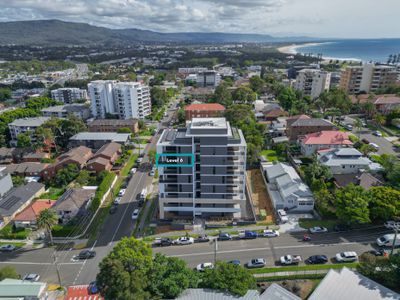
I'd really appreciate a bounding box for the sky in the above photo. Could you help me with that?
[0,0,399,38]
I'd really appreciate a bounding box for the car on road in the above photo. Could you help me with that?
[130,168,137,175]
[88,281,98,294]
[22,273,40,282]
[335,251,358,262]
[196,262,214,272]
[132,209,139,220]
[78,250,96,259]
[373,131,383,137]
[136,157,143,163]
[334,224,351,232]
[118,189,126,197]
[238,230,258,239]
[376,234,400,247]
[344,124,353,131]
[109,205,118,214]
[195,235,210,243]
[113,197,122,205]
[384,220,400,229]
[262,229,280,237]
[153,238,173,247]
[280,255,302,265]
[362,138,370,144]
[228,260,241,266]
[217,233,232,241]
[149,169,155,176]
[369,142,379,151]
[0,244,16,252]
[246,258,266,268]
[174,237,194,245]
[306,255,328,264]
[309,226,328,234]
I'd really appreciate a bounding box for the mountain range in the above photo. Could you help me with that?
[0,19,320,46]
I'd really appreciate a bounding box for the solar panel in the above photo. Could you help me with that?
[0,195,21,210]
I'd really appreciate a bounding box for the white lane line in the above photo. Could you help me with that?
[167,239,377,258]
[72,240,97,285]
[0,261,83,265]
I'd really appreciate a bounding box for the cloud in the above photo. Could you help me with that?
[0,0,398,37]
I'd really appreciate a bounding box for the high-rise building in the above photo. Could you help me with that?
[88,80,151,119]
[51,88,88,104]
[196,70,221,88]
[157,118,247,220]
[294,69,331,99]
[340,63,397,94]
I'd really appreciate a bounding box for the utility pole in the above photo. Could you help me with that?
[53,253,62,287]
[214,239,218,265]
[390,225,399,256]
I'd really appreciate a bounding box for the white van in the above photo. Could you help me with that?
[377,234,400,247]
[277,209,289,223]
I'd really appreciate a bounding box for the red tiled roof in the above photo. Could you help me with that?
[374,96,400,105]
[287,114,310,120]
[66,285,104,300]
[14,199,55,221]
[300,130,353,146]
[185,103,226,111]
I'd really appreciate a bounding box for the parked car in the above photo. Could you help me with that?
[132,209,139,220]
[22,273,40,282]
[309,226,328,234]
[88,281,98,294]
[109,205,118,214]
[362,138,370,144]
[262,229,280,237]
[149,169,155,176]
[384,220,400,229]
[335,251,358,262]
[369,142,379,151]
[118,189,126,197]
[334,224,351,232]
[113,197,122,205]
[174,237,194,245]
[130,168,137,175]
[78,250,96,259]
[217,233,232,241]
[228,260,241,266]
[0,244,16,252]
[277,209,288,223]
[344,124,353,131]
[280,255,302,265]
[153,238,173,247]
[376,234,400,247]
[196,262,214,272]
[373,131,382,137]
[238,230,258,239]
[364,249,385,257]
[195,235,210,243]
[136,157,143,163]
[246,258,266,268]
[306,255,328,264]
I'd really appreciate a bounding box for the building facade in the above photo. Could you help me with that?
[8,117,51,146]
[41,104,91,120]
[184,103,226,121]
[88,118,139,133]
[51,88,88,104]
[294,69,331,99]
[157,118,247,220]
[340,64,397,94]
[88,80,151,119]
[196,71,221,88]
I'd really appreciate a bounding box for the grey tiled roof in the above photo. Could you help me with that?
[291,118,334,127]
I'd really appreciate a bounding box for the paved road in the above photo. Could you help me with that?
[0,101,178,286]
[153,226,392,268]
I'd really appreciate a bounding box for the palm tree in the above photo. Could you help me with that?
[37,209,58,245]
[354,118,363,138]
[373,113,385,127]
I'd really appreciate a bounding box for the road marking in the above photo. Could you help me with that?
[72,240,97,285]
[0,261,83,265]
[167,239,377,258]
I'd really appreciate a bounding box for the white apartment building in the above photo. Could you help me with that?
[340,63,398,94]
[294,69,331,99]
[51,88,88,104]
[88,80,151,120]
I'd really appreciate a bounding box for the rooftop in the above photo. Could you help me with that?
[190,117,228,129]
[185,103,226,111]
[88,118,139,126]
[14,199,55,222]
[300,131,353,145]
[70,132,131,142]
[54,187,97,212]
[41,104,88,113]
[291,118,334,127]
[0,278,46,298]
[375,96,400,105]
[9,117,50,127]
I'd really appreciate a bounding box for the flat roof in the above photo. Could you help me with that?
[70,132,130,142]
[9,117,50,127]
[190,118,227,129]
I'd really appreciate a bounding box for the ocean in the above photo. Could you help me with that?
[294,39,400,62]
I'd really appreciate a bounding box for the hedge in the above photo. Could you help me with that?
[89,171,116,212]
[51,225,77,237]
[0,224,30,240]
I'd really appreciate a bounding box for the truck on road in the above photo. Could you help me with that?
[280,255,302,265]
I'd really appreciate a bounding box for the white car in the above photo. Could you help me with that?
[132,209,139,220]
[149,170,155,176]
[246,258,266,268]
[22,273,40,282]
[369,143,379,151]
[196,262,214,272]
[384,220,400,229]
[373,131,382,137]
[262,229,280,237]
[0,244,16,252]
[335,251,358,262]
[309,226,328,234]
[174,237,194,245]
[277,209,288,223]
[130,168,137,175]
[344,124,353,131]
[113,197,122,205]
[118,189,126,197]
[136,157,143,163]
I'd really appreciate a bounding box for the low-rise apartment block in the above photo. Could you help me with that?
[8,117,50,146]
[157,118,247,220]
[184,103,226,121]
[286,115,336,141]
[41,104,91,120]
[88,118,139,133]
[69,132,130,150]
[51,88,88,103]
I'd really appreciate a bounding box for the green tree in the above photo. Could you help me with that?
[249,76,264,94]
[303,160,332,189]
[11,175,25,187]
[213,84,232,107]
[353,117,363,138]
[314,187,335,217]
[334,184,370,225]
[150,87,167,108]
[117,127,132,134]
[200,262,256,296]
[0,88,11,101]
[177,108,186,123]
[233,86,257,103]
[359,143,377,156]
[148,149,156,165]
[53,164,80,186]
[0,266,19,280]
[367,186,400,221]
[75,170,91,186]
[34,126,55,150]
[149,254,198,299]
[37,208,58,245]
[16,132,32,148]
[97,238,153,300]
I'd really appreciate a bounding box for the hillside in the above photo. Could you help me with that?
[0,19,317,46]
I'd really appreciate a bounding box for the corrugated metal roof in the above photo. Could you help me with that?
[260,283,301,300]
[173,289,260,300]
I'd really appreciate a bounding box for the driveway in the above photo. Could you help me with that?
[278,213,313,233]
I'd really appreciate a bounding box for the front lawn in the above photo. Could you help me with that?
[298,219,339,230]
[0,241,26,247]
[0,224,30,240]
[41,187,65,200]
[260,150,278,162]
[51,224,78,237]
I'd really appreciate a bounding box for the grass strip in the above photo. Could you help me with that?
[250,262,359,274]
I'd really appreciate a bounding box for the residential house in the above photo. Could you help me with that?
[42,146,93,181]
[0,182,45,227]
[333,172,384,189]
[374,95,400,114]
[269,117,288,138]
[0,147,16,164]
[41,104,91,120]
[86,142,122,173]
[262,162,314,212]
[299,131,353,156]
[0,147,48,164]
[184,103,226,121]
[318,148,382,175]
[22,151,50,163]
[0,278,47,300]
[88,118,139,133]
[309,267,400,300]
[8,117,50,146]
[1,162,49,178]
[287,116,336,141]
[54,187,97,224]
[13,199,55,229]
[69,132,130,150]
[263,108,288,121]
